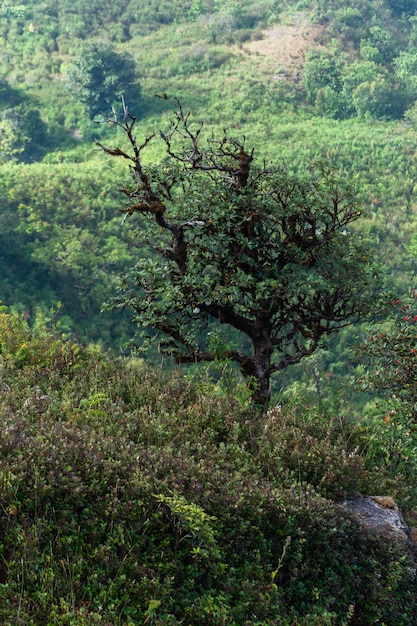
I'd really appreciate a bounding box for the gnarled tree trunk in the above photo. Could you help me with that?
[241,332,273,405]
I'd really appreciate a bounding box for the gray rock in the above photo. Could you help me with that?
[344,496,410,542]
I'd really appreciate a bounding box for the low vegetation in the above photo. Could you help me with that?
[0,308,417,624]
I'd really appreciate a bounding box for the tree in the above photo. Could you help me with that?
[303,50,344,105]
[0,117,27,161]
[99,101,378,404]
[67,43,141,119]
[351,75,408,119]
[386,0,417,16]
[0,104,47,162]
[394,49,417,98]
[0,79,47,162]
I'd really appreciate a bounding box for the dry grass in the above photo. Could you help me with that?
[240,12,325,81]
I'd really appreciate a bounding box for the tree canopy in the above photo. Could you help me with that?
[99,100,378,403]
[66,43,141,119]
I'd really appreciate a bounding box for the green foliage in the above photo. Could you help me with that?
[259,403,366,499]
[314,86,347,120]
[101,106,378,403]
[0,158,138,347]
[0,79,47,161]
[350,292,417,506]
[316,0,404,46]
[0,0,417,414]
[0,115,27,161]
[303,49,344,105]
[66,42,141,120]
[0,103,47,161]
[304,53,409,120]
[310,0,416,120]
[0,309,416,624]
[0,77,23,108]
[387,0,417,16]
[0,4,417,619]
[351,74,408,119]
[394,48,417,103]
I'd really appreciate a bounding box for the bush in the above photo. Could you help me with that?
[0,310,416,624]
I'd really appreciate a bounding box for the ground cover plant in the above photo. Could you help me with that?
[0,309,417,624]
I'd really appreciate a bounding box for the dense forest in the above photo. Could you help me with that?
[2,0,417,623]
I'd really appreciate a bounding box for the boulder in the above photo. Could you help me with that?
[344,496,410,542]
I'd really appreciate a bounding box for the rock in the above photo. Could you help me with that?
[344,496,410,542]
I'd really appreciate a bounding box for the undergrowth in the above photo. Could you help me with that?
[0,308,416,625]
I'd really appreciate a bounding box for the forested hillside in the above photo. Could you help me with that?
[0,1,416,410]
[2,0,417,357]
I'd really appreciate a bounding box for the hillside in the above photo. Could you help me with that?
[0,8,417,394]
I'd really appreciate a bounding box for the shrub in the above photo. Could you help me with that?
[0,309,416,624]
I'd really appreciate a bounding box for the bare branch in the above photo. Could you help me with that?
[175,348,248,366]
